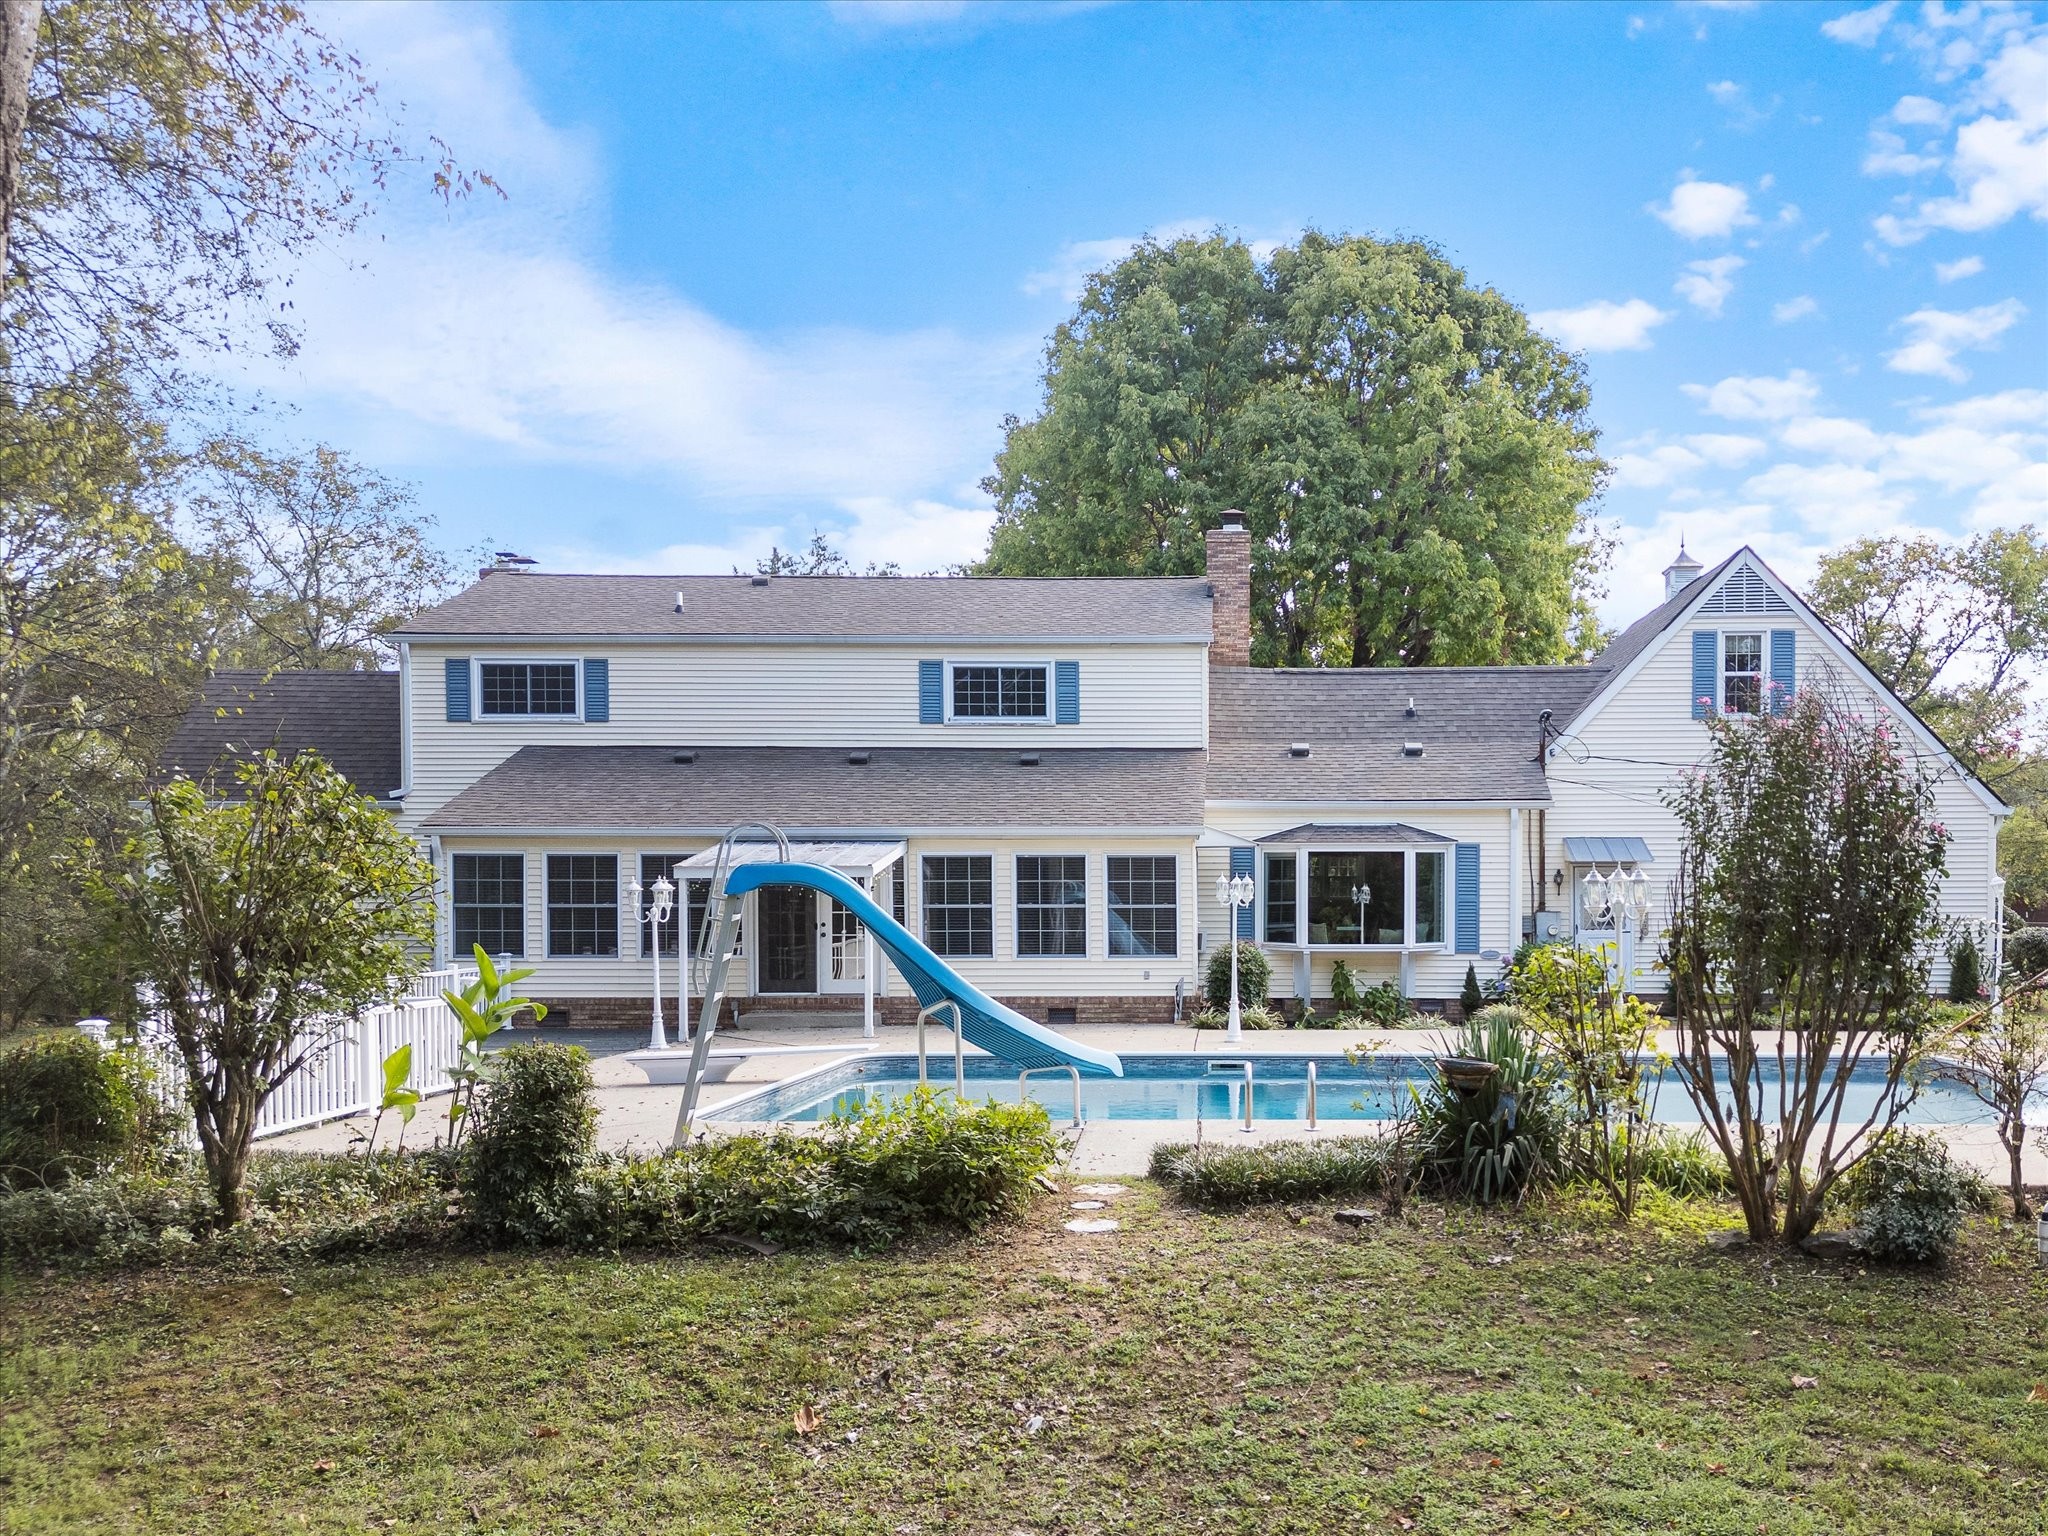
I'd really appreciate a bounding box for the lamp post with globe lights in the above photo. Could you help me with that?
[628,873,676,1050]
[1214,871,1257,1042]
[1579,867,1653,990]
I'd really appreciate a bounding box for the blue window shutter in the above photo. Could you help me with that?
[1454,843,1480,954]
[582,659,609,722]
[444,658,471,722]
[1768,630,1795,715]
[1229,846,1255,941]
[1054,660,1080,725]
[918,660,943,724]
[1691,631,1718,720]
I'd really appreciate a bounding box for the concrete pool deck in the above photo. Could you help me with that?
[261,1020,2048,1182]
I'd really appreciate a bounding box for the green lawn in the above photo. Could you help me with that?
[3,1185,2045,1535]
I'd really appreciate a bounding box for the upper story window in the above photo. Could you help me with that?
[950,664,1047,721]
[1722,633,1763,716]
[480,661,578,718]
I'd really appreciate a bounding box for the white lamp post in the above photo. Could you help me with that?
[1214,871,1256,1042]
[1350,881,1372,945]
[1579,867,1653,988]
[629,874,675,1051]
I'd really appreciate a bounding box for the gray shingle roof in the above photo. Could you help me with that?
[160,671,402,799]
[1587,552,1739,683]
[1207,666,1602,804]
[422,745,1208,831]
[396,572,1215,640]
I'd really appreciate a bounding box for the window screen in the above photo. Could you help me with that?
[1108,855,1177,957]
[1016,855,1087,957]
[546,854,619,956]
[950,665,1048,719]
[452,854,525,958]
[479,662,578,717]
[921,855,993,957]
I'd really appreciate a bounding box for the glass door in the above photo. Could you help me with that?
[757,886,816,993]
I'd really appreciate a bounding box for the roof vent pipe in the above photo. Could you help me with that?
[674,590,686,614]
[1405,697,1418,719]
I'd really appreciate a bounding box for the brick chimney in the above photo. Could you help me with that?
[1205,510,1252,668]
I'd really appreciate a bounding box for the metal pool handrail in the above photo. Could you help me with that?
[916,998,966,1097]
[1019,1064,1083,1127]
[1207,1058,1257,1133]
[1306,1059,1318,1133]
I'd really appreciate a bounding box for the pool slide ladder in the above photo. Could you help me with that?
[672,826,1122,1142]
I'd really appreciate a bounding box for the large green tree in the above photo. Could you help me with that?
[979,232,1610,666]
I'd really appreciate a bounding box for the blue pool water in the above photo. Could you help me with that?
[711,1053,2008,1127]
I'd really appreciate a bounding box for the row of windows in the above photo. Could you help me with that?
[449,852,1179,961]
[1262,848,1447,948]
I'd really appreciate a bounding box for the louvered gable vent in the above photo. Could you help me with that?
[1699,562,1791,616]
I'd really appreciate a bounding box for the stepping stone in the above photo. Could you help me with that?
[1069,1200,1107,1210]
[1063,1217,1120,1234]
[1073,1183,1127,1197]
[1334,1208,1377,1228]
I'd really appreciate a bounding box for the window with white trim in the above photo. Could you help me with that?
[1015,855,1087,957]
[452,853,525,958]
[546,854,618,957]
[479,661,578,717]
[1108,855,1177,957]
[921,855,993,958]
[949,663,1048,720]
[1722,632,1763,716]
[1261,845,1451,948]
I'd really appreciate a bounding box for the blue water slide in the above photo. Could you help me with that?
[722,862,1124,1078]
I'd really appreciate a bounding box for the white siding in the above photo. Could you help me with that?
[401,640,1207,831]
[1548,596,2005,994]
[437,832,1198,1003]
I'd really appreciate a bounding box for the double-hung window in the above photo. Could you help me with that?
[1108,855,1177,957]
[547,854,619,957]
[1721,633,1763,716]
[949,663,1047,721]
[921,855,993,958]
[452,853,525,958]
[479,661,579,718]
[1015,855,1087,958]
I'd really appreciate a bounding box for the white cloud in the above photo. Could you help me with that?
[1918,388,2048,431]
[1612,444,1706,489]
[214,3,1039,576]
[1867,24,2048,244]
[1742,460,1913,532]
[1885,299,2027,381]
[1683,370,1822,420]
[1778,414,1887,461]
[1685,433,1769,467]
[1934,254,1986,282]
[1674,255,1746,315]
[1772,294,1820,323]
[1530,297,1672,352]
[1649,175,1759,239]
[1821,2,1896,47]
[1707,80,1742,105]
[1021,221,1221,302]
[827,0,973,26]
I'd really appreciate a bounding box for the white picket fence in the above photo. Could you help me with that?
[120,965,479,1141]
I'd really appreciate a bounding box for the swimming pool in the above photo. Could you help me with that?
[709,1052,2010,1127]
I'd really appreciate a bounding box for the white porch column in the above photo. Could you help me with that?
[863,925,876,1037]
[1508,808,1522,955]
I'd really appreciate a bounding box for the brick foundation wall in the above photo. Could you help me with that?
[531,993,1185,1030]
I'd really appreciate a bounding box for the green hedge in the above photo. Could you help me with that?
[1149,1137,1390,1208]
[0,1034,175,1191]
[460,1042,597,1244]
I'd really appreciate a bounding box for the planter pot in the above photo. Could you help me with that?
[1436,1056,1500,1097]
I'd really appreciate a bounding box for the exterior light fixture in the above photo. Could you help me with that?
[629,874,676,1050]
[1214,872,1257,1042]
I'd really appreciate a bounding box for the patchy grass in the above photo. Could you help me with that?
[2,1187,2045,1535]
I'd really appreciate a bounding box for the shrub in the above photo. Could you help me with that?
[1947,934,1983,1004]
[0,1035,174,1190]
[568,1090,1058,1251]
[1839,1129,1981,1263]
[1460,964,1483,1017]
[2003,926,2048,985]
[1329,959,1362,1014]
[1204,941,1271,1010]
[1149,1137,1388,1208]
[1414,1005,1562,1205]
[1636,1127,1732,1199]
[460,1043,596,1243]
[1191,1004,1281,1031]
[1350,980,1413,1029]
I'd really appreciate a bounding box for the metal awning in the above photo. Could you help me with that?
[1254,822,1454,847]
[675,839,905,879]
[1563,836,1654,865]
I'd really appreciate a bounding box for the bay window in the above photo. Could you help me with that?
[1258,842,1452,949]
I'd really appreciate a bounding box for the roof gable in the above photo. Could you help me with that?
[1561,547,2006,816]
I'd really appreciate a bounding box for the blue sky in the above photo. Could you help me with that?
[254,0,2046,624]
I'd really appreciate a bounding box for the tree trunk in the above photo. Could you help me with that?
[2010,1136,2033,1222]
[0,0,41,280]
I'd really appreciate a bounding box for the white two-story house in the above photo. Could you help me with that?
[166,520,2008,1026]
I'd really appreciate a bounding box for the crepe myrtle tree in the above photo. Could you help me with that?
[1664,682,1950,1246]
[95,750,434,1224]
